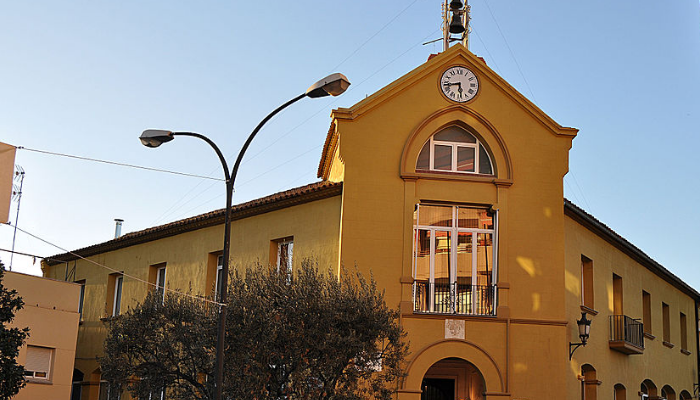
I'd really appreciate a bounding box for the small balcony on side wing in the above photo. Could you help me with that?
[609,315,644,355]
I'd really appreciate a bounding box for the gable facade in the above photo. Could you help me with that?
[43,44,698,400]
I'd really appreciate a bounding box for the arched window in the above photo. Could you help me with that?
[614,384,626,400]
[641,380,657,399]
[679,390,692,400]
[661,385,676,400]
[416,125,494,175]
[581,364,598,400]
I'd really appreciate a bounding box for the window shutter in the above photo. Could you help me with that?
[25,346,52,376]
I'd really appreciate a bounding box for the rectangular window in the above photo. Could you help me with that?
[76,280,86,320]
[412,204,497,315]
[24,346,53,380]
[214,254,224,301]
[113,275,123,316]
[155,266,166,303]
[581,256,594,310]
[680,312,688,351]
[642,291,652,334]
[662,302,670,343]
[276,239,294,280]
[612,274,623,315]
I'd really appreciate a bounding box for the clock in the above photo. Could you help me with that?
[440,66,479,103]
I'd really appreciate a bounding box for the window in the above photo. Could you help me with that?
[413,204,497,315]
[581,364,597,400]
[680,312,688,351]
[661,385,676,400]
[214,255,224,301]
[612,274,623,315]
[662,302,671,343]
[581,256,594,310]
[276,238,294,280]
[76,280,85,320]
[416,125,493,175]
[112,275,123,317]
[613,384,626,400]
[24,346,53,380]
[642,291,652,335]
[155,266,166,303]
[98,381,121,400]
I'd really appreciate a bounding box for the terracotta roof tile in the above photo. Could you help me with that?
[45,181,342,265]
[564,198,699,299]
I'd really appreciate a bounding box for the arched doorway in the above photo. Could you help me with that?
[421,358,485,400]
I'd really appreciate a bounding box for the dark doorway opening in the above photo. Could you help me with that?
[422,378,455,400]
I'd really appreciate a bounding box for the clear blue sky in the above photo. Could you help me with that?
[2,1,699,289]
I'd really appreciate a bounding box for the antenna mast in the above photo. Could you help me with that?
[442,0,470,52]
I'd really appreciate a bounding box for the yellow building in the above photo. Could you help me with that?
[5,270,81,400]
[43,44,699,400]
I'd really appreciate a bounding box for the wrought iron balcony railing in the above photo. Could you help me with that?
[609,314,644,354]
[413,281,496,316]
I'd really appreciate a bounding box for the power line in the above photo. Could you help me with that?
[480,0,537,103]
[17,146,224,182]
[328,0,421,73]
[7,223,224,306]
[0,247,43,259]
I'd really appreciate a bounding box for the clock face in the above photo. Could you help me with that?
[440,66,479,103]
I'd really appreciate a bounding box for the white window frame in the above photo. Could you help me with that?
[214,255,224,301]
[412,204,498,314]
[418,128,493,175]
[155,266,166,303]
[112,275,123,317]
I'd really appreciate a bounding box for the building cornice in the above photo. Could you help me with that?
[564,198,700,300]
[44,181,343,266]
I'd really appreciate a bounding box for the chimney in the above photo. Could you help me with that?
[114,219,124,238]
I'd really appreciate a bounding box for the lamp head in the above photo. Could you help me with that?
[577,312,592,344]
[305,73,351,98]
[140,130,175,148]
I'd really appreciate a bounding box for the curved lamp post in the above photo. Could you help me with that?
[139,72,350,400]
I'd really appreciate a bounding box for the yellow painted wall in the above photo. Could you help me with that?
[565,215,697,399]
[43,194,341,399]
[328,45,575,399]
[39,44,699,400]
[6,271,81,400]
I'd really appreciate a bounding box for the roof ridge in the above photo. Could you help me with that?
[564,198,699,299]
[44,181,342,265]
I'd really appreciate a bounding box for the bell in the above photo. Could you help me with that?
[449,0,463,10]
[449,13,465,34]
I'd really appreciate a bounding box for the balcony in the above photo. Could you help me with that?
[413,281,496,316]
[609,315,644,354]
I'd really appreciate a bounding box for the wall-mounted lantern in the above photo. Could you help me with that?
[569,312,592,360]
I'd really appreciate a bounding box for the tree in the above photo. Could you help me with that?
[0,261,30,400]
[101,260,408,400]
[100,288,218,400]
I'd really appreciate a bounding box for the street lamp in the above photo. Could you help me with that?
[569,312,592,359]
[139,72,350,400]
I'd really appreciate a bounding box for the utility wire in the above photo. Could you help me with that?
[6,223,224,306]
[0,247,43,259]
[17,146,224,182]
[164,29,441,223]
[328,0,421,73]
[480,0,537,103]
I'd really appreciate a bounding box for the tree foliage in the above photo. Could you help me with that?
[100,289,218,399]
[101,260,408,400]
[0,261,30,400]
